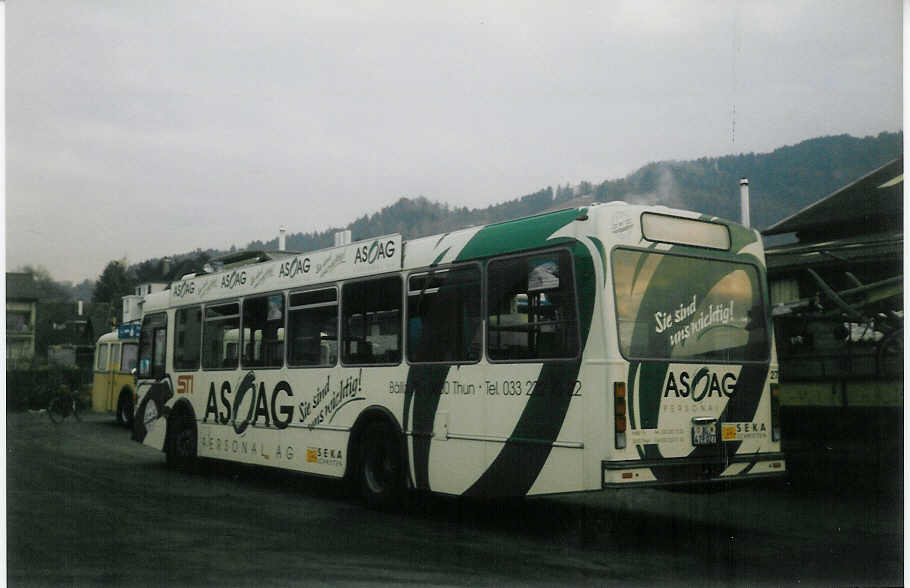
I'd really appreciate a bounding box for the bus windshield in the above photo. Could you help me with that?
[612,248,769,362]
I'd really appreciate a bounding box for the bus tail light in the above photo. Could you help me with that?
[614,382,627,449]
[770,383,781,442]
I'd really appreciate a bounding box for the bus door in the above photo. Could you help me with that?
[108,343,122,409]
[92,342,112,412]
[133,312,170,447]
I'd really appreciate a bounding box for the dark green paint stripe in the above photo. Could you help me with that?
[637,362,669,430]
[454,208,582,262]
[588,235,608,287]
[402,364,451,490]
[431,247,451,266]
[463,241,595,497]
[627,362,638,430]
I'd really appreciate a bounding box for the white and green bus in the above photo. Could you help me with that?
[132,203,784,506]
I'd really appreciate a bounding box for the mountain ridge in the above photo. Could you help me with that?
[242,131,902,254]
[94,130,899,295]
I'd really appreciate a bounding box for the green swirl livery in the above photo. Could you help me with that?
[132,202,784,506]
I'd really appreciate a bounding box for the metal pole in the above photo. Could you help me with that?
[739,178,750,228]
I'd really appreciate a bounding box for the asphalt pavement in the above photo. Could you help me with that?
[6,411,903,587]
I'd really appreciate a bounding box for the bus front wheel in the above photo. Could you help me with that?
[358,421,404,510]
[166,410,197,471]
[116,390,134,427]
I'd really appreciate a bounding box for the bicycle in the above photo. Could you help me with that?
[48,387,83,424]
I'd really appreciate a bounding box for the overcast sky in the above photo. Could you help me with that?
[6,1,903,283]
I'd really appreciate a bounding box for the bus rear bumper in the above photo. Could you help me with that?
[602,453,786,488]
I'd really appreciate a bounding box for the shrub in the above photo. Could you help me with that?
[6,365,93,412]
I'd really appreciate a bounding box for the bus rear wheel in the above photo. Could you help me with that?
[358,421,404,510]
[166,410,197,471]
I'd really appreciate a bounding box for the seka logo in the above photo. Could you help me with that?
[354,239,396,264]
[664,367,737,402]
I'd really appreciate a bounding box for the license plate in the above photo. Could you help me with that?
[692,418,717,446]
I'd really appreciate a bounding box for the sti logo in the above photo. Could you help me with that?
[177,375,194,395]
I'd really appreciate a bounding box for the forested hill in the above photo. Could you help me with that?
[244,131,901,254]
[114,131,900,291]
[69,131,902,305]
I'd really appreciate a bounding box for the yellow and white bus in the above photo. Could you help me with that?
[91,324,139,426]
[133,203,785,506]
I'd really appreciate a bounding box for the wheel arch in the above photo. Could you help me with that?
[117,385,134,409]
[164,398,197,452]
[344,405,408,486]
[116,385,136,425]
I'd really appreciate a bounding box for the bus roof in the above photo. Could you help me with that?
[151,202,757,309]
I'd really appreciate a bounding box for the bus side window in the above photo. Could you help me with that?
[153,331,166,373]
[342,276,401,365]
[121,343,138,373]
[202,303,240,370]
[242,294,285,368]
[96,343,110,372]
[407,265,482,363]
[138,312,168,379]
[486,250,579,361]
[288,288,338,367]
[174,306,202,370]
[111,343,122,371]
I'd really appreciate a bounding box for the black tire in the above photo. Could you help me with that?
[47,397,66,424]
[116,391,134,427]
[358,421,405,510]
[166,410,197,471]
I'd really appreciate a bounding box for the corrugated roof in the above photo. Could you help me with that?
[765,230,903,271]
[762,158,903,236]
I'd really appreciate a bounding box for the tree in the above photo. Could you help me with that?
[14,265,71,302]
[92,259,135,306]
[70,279,95,302]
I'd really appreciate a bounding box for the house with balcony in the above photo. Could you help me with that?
[6,273,39,367]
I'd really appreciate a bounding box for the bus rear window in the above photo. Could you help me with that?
[612,249,768,362]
